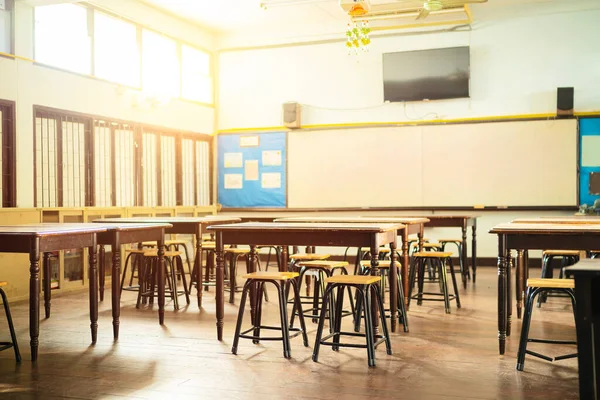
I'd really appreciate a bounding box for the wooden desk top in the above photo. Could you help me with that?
[208,221,404,233]
[96,216,241,225]
[513,217,600,224]
[273,216,429,225]
[0,223,108,237]
[405,215,479,220]
[93,222,173,231]
[490,223,600,234]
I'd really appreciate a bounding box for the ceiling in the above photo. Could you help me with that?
[137,0,597,33]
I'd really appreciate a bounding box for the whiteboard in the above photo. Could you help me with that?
[288,119,577,208]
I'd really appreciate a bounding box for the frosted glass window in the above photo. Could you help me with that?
[62,121,86,207]
[94,125,112,206]
[114,128,135,206]
[196,141,210,206]
[161,135,176,206]
[181,138,194,206]
[35,117,58,207]
[0,6,11,53]
[142,133,158,207]
[34,4,91,74]
[142,30,179,98]
[182,45,212,104]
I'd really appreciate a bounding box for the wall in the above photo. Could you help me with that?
[216,4,600,258]
[0,1,216,208]
[218,7,600,129]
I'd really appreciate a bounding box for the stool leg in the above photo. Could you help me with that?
[168,258,179,311]
[121,253,132,294]
[0,288,21,362]
[407,258,417,309]
[417,258,425,306]
[397,271,409,333]
[448,258,461,308]
[276,282,291,358]
[332,285,344,352]
[232,280,252,355]
[363,285,376,367]
[312,272,322,324]
[439,258,451,314]
[136,259,147,309]
[229,254,238,304]
[177,256,190,305]
[290,279,309,347]
[374,284,392,355]
[341,267,356,323]
[517,287,539,371]
[254,281,265,344]
[312,283,334,363]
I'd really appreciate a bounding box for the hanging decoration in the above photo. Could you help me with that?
[345,20,371,55]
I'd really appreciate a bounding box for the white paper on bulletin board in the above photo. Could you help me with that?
[262,150,282,166]
[261,172,281,189]
[224,174,243,189]
[224,152,243,168]
[582,136,600,167]
[245,160,259,181]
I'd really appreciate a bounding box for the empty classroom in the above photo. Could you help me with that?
[0,0,599,399]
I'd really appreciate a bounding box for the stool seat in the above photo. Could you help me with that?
[166,239,188,246]
[413,251,453,258]
[360,247,390,253]
[325,275,380,285]
[143,250,182,257]
[0,281,6,287]
[439,239,463,243]
[527,278,574,289]
[125,249,146,254]
[225,248,250,254]
[298,260,349,269]
[290,253,330,261]
[359,260,394,268]
[542,250,580,257]
[242,271,299,280]
[201,242,217,250]
[141,241,157,246]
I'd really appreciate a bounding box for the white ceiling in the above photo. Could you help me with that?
[137,0,598,33]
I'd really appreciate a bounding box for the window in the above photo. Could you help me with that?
[34,4,91,75]
[182,45,212,104]
[0,100,16,207]
[35,110,91,207]
[94,12,140,87]
[93,122,112,207]
[160,135,176,206]
[180,137,211,206]
[141,132,158,207]
[114,127,136,207]
[195,140,211,206]
[142,29,180,98]
[0,1,13,54]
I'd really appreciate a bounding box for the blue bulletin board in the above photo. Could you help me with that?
[217,132,287,208]
[579,118,600,206]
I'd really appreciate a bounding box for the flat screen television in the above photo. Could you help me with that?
[382,46,470,102]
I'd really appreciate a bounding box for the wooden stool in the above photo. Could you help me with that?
[225,248,252,304]
[136,250,189,310]
[232,271,308,358]
[439,239,467,279]
[408,252,461,314]
[312,275,392,368]
[0,282,20,362]
[165,239,193,279]
[359,260,409,332]
[517,278,577,371]
[121,249,146,293]
[289,253,330,297]
[538,250,580,307]
[290,260,355,327]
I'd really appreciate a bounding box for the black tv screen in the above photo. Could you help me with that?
[383,46,470,102]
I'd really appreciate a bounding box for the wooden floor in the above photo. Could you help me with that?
[0,268,578,399]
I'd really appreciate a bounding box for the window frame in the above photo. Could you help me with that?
[0,98,16,207]
[31,4,214,106]
[33,105,212,208]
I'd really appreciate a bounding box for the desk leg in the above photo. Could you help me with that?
[157,240,166,325]
[29,239,40,361]
[389,241,398,333]
[99,245,106,302]
[516,250,524,320]
[215,232,225,341]
[88,237,99,344]
[111,237,121,340]
[43,253,51,319]
[370,247,380,336]
[507,251,513,337]
[196,227,203,308]
[497,234,508,355]
[471,220,477,283]
[462,222,468,288]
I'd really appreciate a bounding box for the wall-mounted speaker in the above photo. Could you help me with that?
[557,87,574,117]
[283,102,301,129]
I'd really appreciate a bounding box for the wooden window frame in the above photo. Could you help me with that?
[0,99,17,207]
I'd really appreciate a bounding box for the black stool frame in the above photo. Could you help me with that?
[408,255,461,314]
[0,287,21,362]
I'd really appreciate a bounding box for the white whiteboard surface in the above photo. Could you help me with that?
[288,119,577,208]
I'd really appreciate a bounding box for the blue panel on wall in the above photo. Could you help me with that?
[217,132,287,208]
[579,118,600,206]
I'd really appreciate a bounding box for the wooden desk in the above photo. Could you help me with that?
[93,222,171,337]
[405,215,478,283]
[489,222,600,355]
[0,223,108,361]
[96,217,241,312]
[207,222,403,340]
[274,216,431,305]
